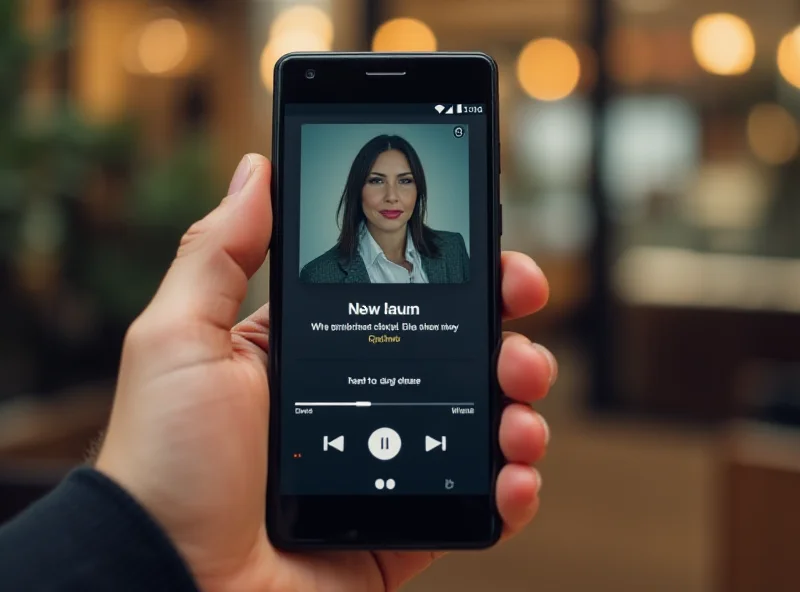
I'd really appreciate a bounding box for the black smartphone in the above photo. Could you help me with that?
[267,52,502,550]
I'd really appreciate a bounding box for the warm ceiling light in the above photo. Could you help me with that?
[270,5,334,46]
[777,28,800,89]
[138,18,189,76]
[691,13,754,76]
[747,103,799,165]
[260,6,334,91]
[372,18,437,52]
[261,30,330,91]
[517,38,581,101]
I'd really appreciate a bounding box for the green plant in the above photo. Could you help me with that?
[0,0,221,398]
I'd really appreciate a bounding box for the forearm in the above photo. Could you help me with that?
[0,467,198,591]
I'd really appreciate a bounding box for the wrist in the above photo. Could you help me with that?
[0,466,199,591]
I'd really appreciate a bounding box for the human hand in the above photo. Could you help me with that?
[95,154,556,592]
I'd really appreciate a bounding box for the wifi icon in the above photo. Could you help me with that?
[435,104,446,114]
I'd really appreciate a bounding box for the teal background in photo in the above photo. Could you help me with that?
[299,124,471,271]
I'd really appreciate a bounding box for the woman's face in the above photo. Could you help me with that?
[361,149,418,234]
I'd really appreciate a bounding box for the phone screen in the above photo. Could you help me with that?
[268,53,501,547]
[278,103,492,496]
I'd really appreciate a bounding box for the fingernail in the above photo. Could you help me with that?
[533,468,542,494]
[537,414,550,445]
[533,343,558,386]
[228,155,253,195]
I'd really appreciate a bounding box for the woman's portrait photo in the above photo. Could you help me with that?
[298,124,471,284]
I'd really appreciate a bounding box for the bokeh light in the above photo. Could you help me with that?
[777,28,800,89]
[137,18,189,76]
[372,18,437,52]
[747,103,799,165]
[517,38,581,101]
[270,5,334,47]
[260,6,334,91]
[261,31,330,91]
[691,13,754,76]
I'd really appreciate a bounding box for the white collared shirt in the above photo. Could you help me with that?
[357,223,430,284]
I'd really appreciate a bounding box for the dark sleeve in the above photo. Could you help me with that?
[0,466,198,592]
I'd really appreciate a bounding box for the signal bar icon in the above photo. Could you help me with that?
[435,104,463,115]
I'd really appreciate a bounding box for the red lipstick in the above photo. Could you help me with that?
[380,210,403,220]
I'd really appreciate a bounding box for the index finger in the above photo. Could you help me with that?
[501,251,549,321]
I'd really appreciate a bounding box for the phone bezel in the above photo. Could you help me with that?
[267,52,503,550]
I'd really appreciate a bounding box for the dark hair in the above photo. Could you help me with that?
[336,134,440,261]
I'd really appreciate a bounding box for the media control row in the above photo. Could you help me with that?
[321,428,447,460]
[373,478,456,491]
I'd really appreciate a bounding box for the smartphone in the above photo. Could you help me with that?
[267,52,502,550]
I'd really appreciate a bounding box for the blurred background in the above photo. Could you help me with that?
[1,0,800,590]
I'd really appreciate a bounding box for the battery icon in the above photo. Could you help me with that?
[457,104,463,113]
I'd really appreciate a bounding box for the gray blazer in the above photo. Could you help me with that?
[300,230,470,284]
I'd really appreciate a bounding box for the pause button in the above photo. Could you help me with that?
[368,428,402,460]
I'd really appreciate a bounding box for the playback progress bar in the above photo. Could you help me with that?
[294,401,475,408]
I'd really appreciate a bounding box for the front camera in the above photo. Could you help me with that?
[305,69,316,80]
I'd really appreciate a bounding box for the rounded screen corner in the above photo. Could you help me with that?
[273,52,302,75]
[472,52,499,74]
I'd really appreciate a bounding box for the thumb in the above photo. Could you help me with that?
[144,154,272,345]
